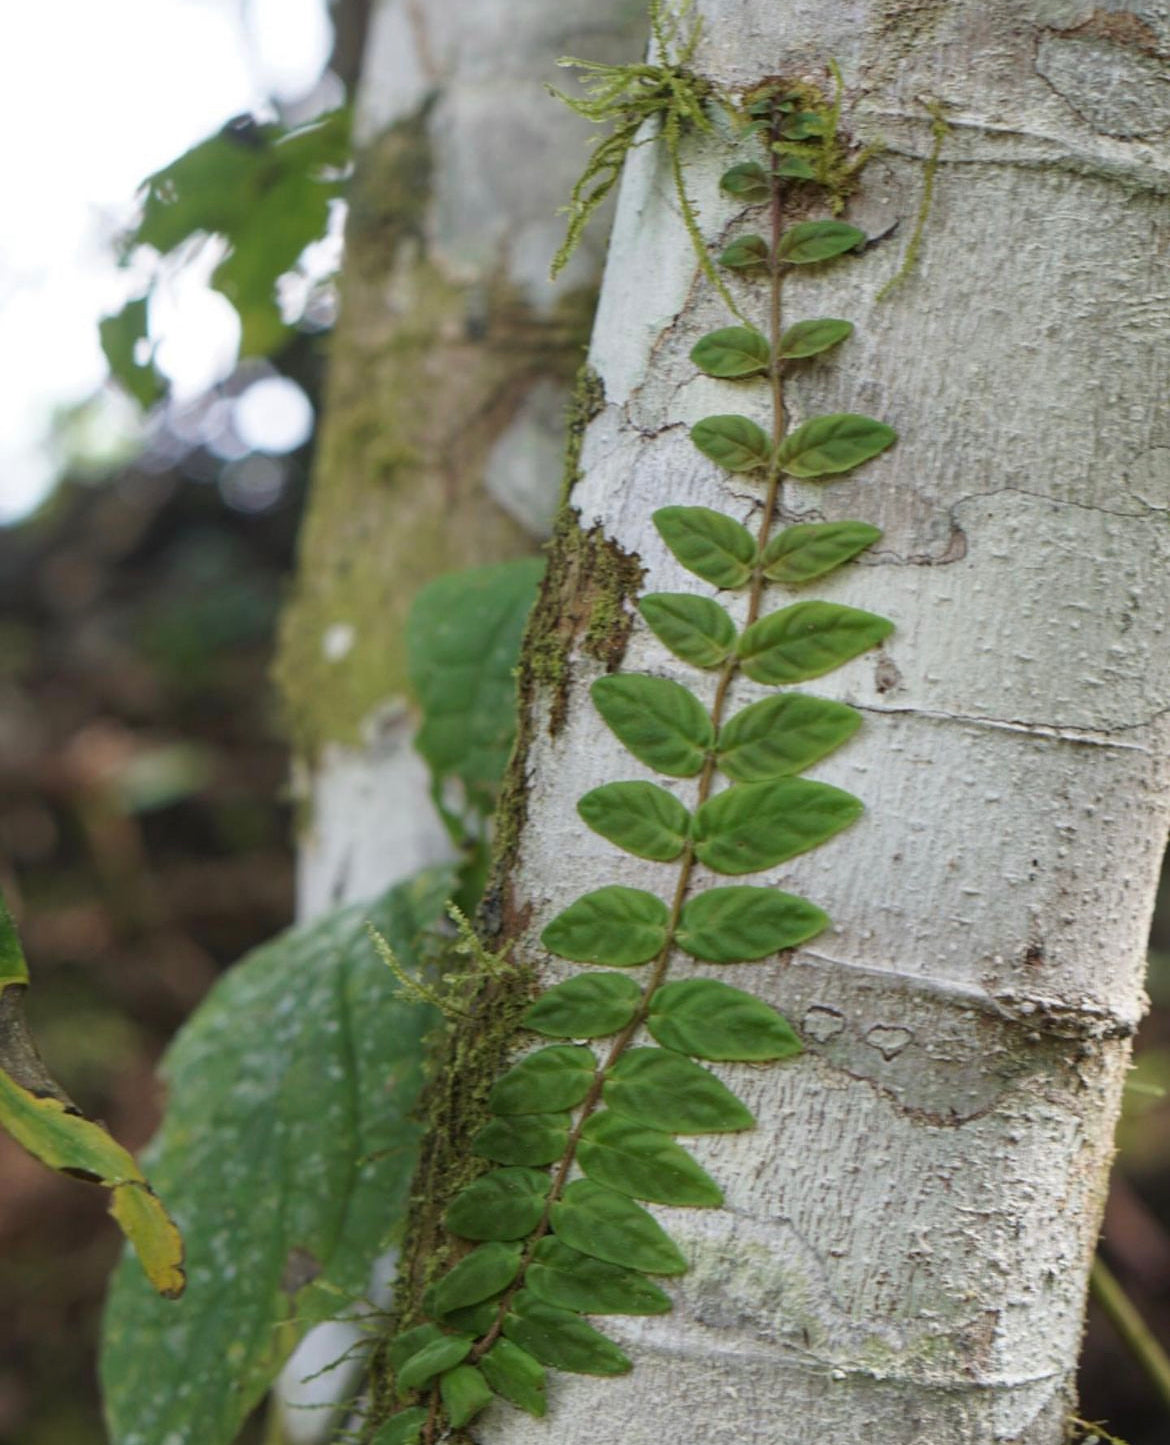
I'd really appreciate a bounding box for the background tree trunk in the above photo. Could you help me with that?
[391,3,1170,1442]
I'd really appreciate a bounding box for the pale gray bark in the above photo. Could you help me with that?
[477,4,1170,1442]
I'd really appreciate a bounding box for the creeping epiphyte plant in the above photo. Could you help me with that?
[372,73,896,1445]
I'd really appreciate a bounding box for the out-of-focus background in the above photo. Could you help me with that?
[0,2,1168,1442]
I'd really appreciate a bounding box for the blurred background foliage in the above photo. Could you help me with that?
[0,1,1169,1442]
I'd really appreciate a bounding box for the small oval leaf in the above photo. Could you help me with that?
[578,780,691,862]
[719,161,770,202]
[397,1334,473,1393]
[603,1047,754,1133]
[676,887,828,962]
[653,506,757,589]
[427,1243,523,1317]
[718,234,769,270]
[639,593,737,670]
[776,219,866,264]
[578,1113,722,1206]
[371,1407,429,1445]
[591,674,714,777]
[692,778,863,875]
[717,692,861,781]
[472,1114,570,1166]
[772,152,817,179]
[488,1045,596,1114]
[648,978,802,1061]
[550,1179,687,1274]
[527,1238,672,1315]
[445,1168,550,1241]
[690,326,770,379]
[542,886,669,967]
[440,1365,493,1428]
[504,1291,633,1375]
[777,413,895,479]
[522,973,642,1039]
[691,414,772,472]
[777,318,853,359]
[761,520,882,584]
[738,600,894,684]
[480,1340,548,1418]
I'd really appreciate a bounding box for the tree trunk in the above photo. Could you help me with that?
[390,3,1170,1442]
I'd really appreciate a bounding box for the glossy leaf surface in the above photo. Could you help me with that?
[472,1114,571,1166]
[578,781,690,862]
[522,973,642,1039]
[505,1293,632,1375]
[527,1238,672,1315]
[578,1113,722,1206]
[717,692,861,781]
[426,1243,522,1317]
[639,593,737,670]
[648,979,801,1061]
[719,161,770,202]
[777,318,853,359]
[591,674,714,777]
[653,506,757,589]
[480,1340,548,1418]
[776,219,865,264]
[440,1365,493,1427]
[445,1168,550,1241]
[690,326,770,378]
[604,1048,754,1133]
[488,1045,596,1115]
[718,234,769,269]
[677,887,828,962]
[738,601,894,684]
[397,1335,473,1393]
[776,413,895,478]
[691,414,772,472]
[541,887,669,967]
[693,778,863,874]
[550,1180,687,1274]
[761,520,882,584]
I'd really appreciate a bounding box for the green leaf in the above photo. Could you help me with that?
[440,1365,493,1427]
[527,1238,672,1315]
[648,979,802,1061]
[100,870,454,1445]
[776,220,866,264]
[371,1407,429,1445]
[777,413,896,479]
[445,1168,550,1241]
[504,1292,632,1375]
[523,973,642,1040]
[604,1048,754,1133]
[738,601,894,684]
[541,887,669,967]
[480,1339,548,1418]
[472,1114,571,1166]
[550,1180,687,1274]
[426,1243,523,1317]
[578,781,690,862]
[780,112,827,139]
[653,506,757,589]
[690,326,770,379]
[719,161,770,202]
[691,414,772,472]
[591,674,714,777]
[718,234,769,270]
[773,154,818,181]
[387,1324,446,1372]
[99,298,167,408]
[397,1335,473,1393]
[717,692,861,781]
[677,887,828,962]
[761,520,882,583]
[488,1045,596,1114]
[777,318,854,359]
[692,779,863,875]
[438,1297,503,1335]
[408,558,544,818]
[638,594,737,669]
[578,1113,722,1206]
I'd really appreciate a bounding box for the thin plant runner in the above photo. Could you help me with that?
[372,75,896,1445]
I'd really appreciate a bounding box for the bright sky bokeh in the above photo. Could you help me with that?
[0,0,334,522]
